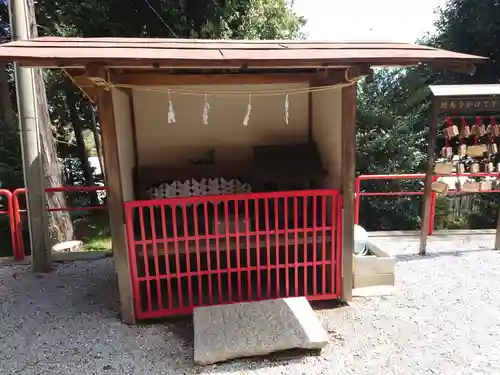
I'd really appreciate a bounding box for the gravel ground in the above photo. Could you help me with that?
[1,235,500,374]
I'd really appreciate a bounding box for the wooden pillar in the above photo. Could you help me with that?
[341,84,356,301]
[97,87,135,324]
[419,102,438,255]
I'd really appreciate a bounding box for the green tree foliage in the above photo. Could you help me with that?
[0,5,22,190]
[36,0,304,39]
[0,119,23,189]
[432,0,500,84]
[356,69,432,230]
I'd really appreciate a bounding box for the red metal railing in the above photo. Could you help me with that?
[354,174,431,231]
[125,189,343,319]
[355,172,500,235]
[12,186,107,260]
[0,190,17,259]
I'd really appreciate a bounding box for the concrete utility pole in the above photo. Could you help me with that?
[9,0,51,272]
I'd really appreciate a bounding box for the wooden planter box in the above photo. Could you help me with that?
[352,242,396,289]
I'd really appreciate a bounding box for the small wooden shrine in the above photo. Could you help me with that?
[421,84,500,254]
[0,37,485,323]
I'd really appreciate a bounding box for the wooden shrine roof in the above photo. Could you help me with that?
[0,37,487,69]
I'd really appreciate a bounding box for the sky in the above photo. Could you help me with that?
[293,0,448,43]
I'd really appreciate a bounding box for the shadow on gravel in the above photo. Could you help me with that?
[396,247,495,262]
[139,316,321,374]
[311,299,347,310]
[194,348,321,374]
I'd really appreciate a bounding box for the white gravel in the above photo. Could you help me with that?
[1,234,500,374]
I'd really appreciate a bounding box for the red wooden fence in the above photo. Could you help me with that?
[124,189,343,319]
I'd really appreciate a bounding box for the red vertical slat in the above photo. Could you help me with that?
[321,196,327,295]
[235,200,242,301]
[160,205,173,311]
[330,194,337,294]
[303,197,308,296]
[203,202,213,305]
[214,203,223,302]
[138,206,152,314]
[264,198,271,298]
[181,204,194,308]
[274,197,280,298]
[312,196,317,296]
[223,200,232,302]
[245,199,252,300]
[336,194,343,297]
[171,205,184,310]
[12,189,25,260]
[284,197,290,297]
[193,204,203,306]
[354,177,361,224]
[293,196,299,296]
[149,206,163,311]
[254,198,262,300]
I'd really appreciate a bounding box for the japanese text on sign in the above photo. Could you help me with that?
[438,98,500,112]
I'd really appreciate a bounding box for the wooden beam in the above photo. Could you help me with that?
[347,65,372,81]
[85,63,108,86]
[341,83,356,302]
[74,66,370,90]
[126,89,140,199]
[72,75,94,87]
[14,55,472,70]
[113,72,318,86]
[65,72,97,103]
[311,66,371,86]
[419,103,438,255]
[96,87,135,324]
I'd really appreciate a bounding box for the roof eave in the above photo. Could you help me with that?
[1,56,486,71]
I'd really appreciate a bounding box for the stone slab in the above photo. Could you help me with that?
[193,297,328,365]
[52,240,84,253]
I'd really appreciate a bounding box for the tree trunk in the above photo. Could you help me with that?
[32,68,74,245]
[28,0,73,246]
[66,90,98,204]
[74,119,98,204]
[90,105,105,180]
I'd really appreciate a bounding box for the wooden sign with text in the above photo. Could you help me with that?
[436,97,500,113]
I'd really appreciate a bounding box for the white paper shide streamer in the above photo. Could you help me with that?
[202,94,210,125]
[284,94,289,124]
[243,95,252,126]
[167,89,176,123]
